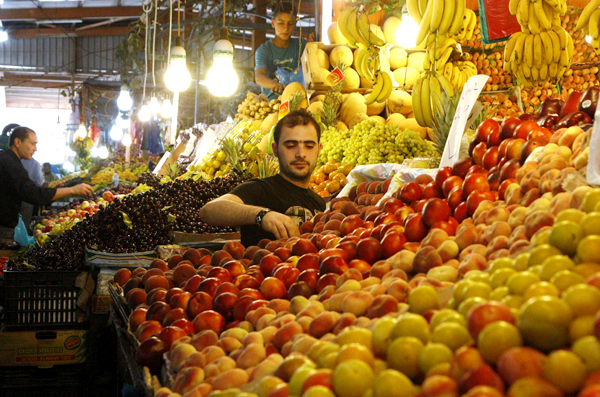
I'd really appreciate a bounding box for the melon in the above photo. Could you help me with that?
[260,112,279,132]
[370,115,386,124]
[360,76,374,89]
[343,68,361,89]
[328,22,344,45]
[307,101,324,117]
[336,120,349,131]
[393,67,420,87]
[348,113,370,129]
[387,90,413,115]
[407,112,414,118]
[317,49,330,69]
[364,94,386,116]
[389,47,408,70]
[340,93,367,126]
[330,46,354,68]
[386,113,406,127]
[280,82,308,109]
[402,118,428,139]
[310,94,325,104]
[370,24,386,44]
[383,16,402,45]
[407,52,427,72]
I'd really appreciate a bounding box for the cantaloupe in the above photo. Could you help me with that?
[343,68,361,89]
[393,67,420,88]
[360,76,374,89]
[383,16,402,45]
[317,49,330,69]
[259,112,279,132]
[310,94,325,104]
[307,101,324,117]
[328,22,344,45]
[407,52,426,72]
[387,90,413,115]
[386,113,406,127]
[370,115,386,124]
[402,118,428,139]
[340,93,367,126]
[364,94,386,116]
[336,120,349,131]
[330,46,354,68]
[280,82,308,109]
[348,113,369,129]
[389,47,408,70]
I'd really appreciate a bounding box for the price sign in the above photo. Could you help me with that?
[588,101,600,186]
[440,75,490,168]
[279,101,290,120]
[325,67,345,86]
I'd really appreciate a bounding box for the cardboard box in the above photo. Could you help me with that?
[85,247,157,267]
[0,329,87,367]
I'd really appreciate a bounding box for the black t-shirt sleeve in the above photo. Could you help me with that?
[11,159,56,206]
[229,179,268,207]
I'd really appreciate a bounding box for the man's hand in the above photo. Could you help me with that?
[261,211,300,239]
[272,82,286,94]
[72,183,94,196]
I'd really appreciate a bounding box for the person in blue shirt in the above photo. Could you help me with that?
[255,2,307,100]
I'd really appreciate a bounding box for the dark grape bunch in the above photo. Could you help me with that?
[10,169,253,271]
[138,172,162,187]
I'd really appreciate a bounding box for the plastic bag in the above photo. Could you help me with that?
[14,214,35,247]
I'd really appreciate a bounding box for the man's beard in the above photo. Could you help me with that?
[278,157,315,183]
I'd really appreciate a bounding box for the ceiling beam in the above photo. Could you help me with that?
[0,7,143,21]
[9,26,131,38]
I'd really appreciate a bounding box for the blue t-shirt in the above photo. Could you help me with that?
[255,38,307,100]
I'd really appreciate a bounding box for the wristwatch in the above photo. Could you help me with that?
[255,208,271,227]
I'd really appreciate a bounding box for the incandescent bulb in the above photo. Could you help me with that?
[396,15,420,48]
[117,85,133,111]
[121,133,132,146]
[165,45,191,92]
[149,96,160,114]
[138,105,151,122]
[116,115,129,129]
[98,145,109,159]
[90,146,99,158]
[63,161,75,173]
[586,35,593,44]
[75,123,87,139]
[161,99,173,118]
[110,126,124,141]
[207,39,239,97]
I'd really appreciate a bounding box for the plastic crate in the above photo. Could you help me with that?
[3,271,81,329]
[0,364,87,397]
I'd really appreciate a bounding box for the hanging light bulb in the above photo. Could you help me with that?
[138,104,151,122]
[165,37,192,92]
[395,12,420,48]
[110,126,124,141]
[207,31,239,97]
[117,85,133,111]
[116,114,129,129]
[75,123,87,139]
[586,35,593,44]
[90,146,99,158]
[98,145,109,159]
[63,161,75,173]
[149,96,161,114]
[161,98,173,118]
[122,133,132,146]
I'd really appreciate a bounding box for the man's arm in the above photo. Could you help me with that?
[51,183,94,201]
[200,194,300,239]
[255,68,285,94]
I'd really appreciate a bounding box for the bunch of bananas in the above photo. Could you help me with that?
[412,72,455,128]
[506,0,573,87]
[452,9,478,42]
[337,6,385,49]
[354,47,383,84]
[574,0,600,54]
[364,71,394,105]
[407,0,467,47]
[423,37,477,92]
[445,60,478,91]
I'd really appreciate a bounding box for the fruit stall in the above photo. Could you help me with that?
[4,0,600,396]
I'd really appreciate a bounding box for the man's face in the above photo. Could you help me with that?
[273,124,321,183]
[15,132,37,160]
[42,164,51,174]
[272,12,296,41]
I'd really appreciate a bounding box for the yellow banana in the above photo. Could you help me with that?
[504,32,522,63]
[355,11,372,49]
[407,0,423,24]
[590,9,600,39]
[361,52,375,82]
[566,33,574,60]
[354,49,369,78]
[533,34,543,69]
[443,62,453,81]
[549,62,558,77]
[430,0,444,32]
[348,9,368,49]
[418,0,429,16]
[551,25,567,49]
[411,78,427,127]
[524,34,534,69]
[522,63,531,79]
[539,63,548,80]
[426,32,437,47]
[438,0,455,34]
[420,75,433,127]
[543,2,558,27]
[531,65,540,82]
[429,75,443,117]
[435,38,457,58]
[517,0,530,26]
[364,73,384,105]
[337,8,357,47]
[437,73,455,97]
[376,71,393,103]
[528,3,541,35]
[557,65,567,80]
[424,54,432,70]
[438,46,454,66]
[539,32,553,65]
[575,0,600,31]
[466,10,477,35]
[450,65,460,88]
[534,0,552,30]
[513,32,528,63]
[509,0,520,15]
[546,29,561,63]
[416,0,434,46]
[559,48,569,67]
[449,0,466,35]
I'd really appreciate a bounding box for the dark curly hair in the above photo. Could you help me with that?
[273,108,321,144]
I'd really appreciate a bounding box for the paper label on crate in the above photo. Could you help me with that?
[440,75,490,168]
[588,101,600,186]
[279,101,290,120]
[325,67,345,86]
[152,151,171,175]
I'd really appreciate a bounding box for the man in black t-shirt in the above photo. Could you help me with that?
[200,109,326,247]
